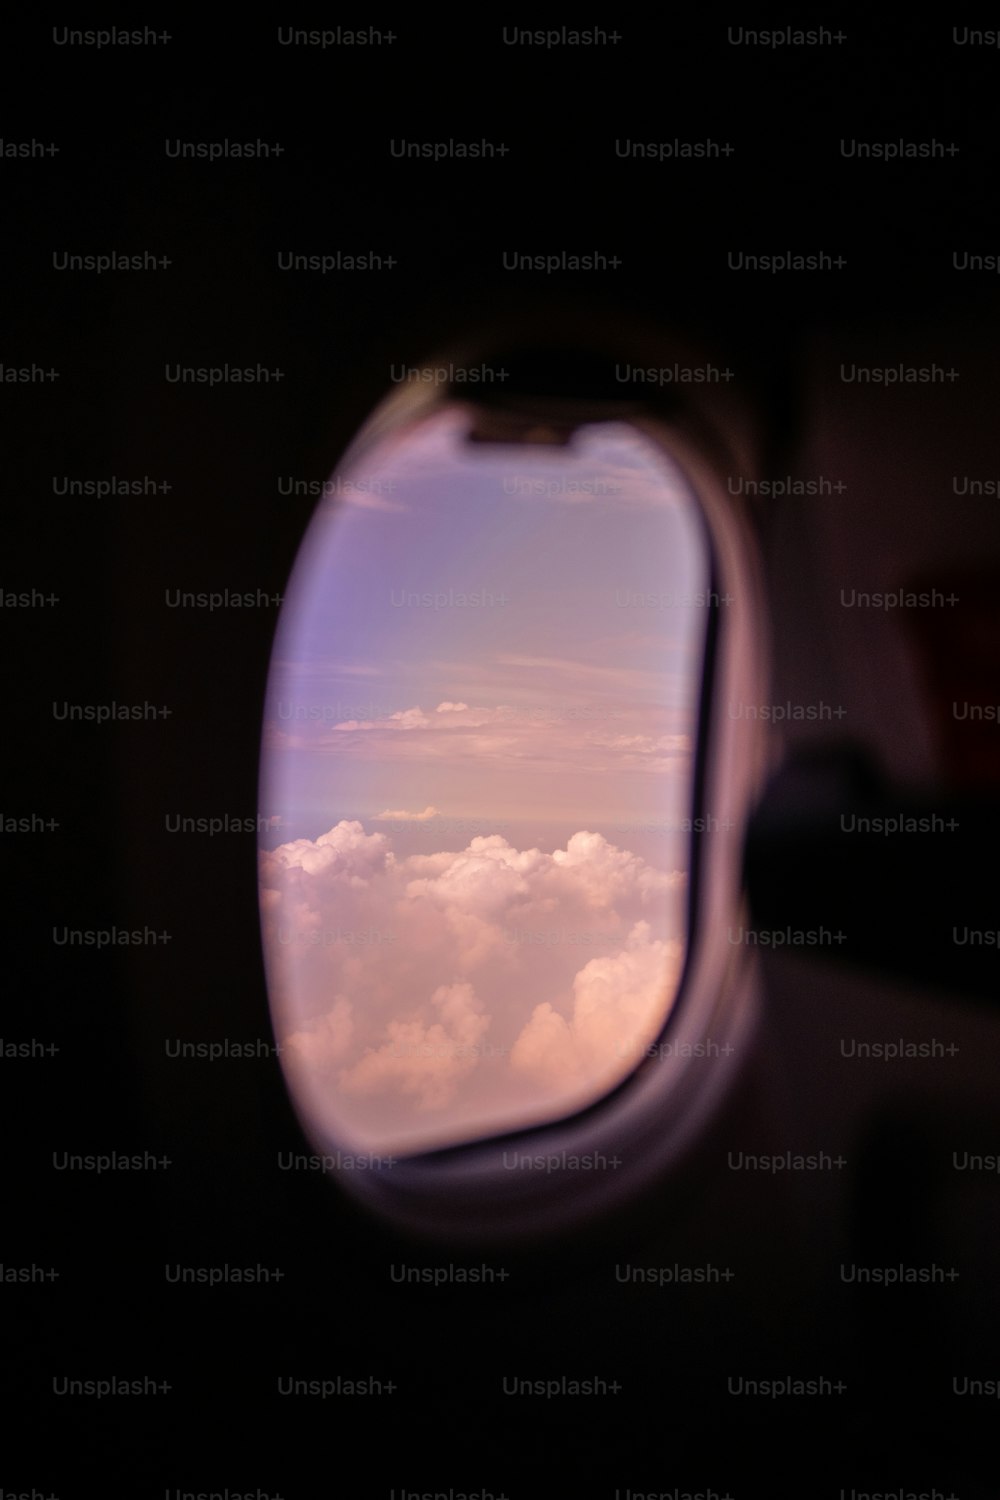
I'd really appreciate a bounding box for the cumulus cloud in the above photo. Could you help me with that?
[510,922,683,1095]
[282,997,354,1069]
[260,819,390,882]
[339,981,490,1110]
[260,821,686,1150]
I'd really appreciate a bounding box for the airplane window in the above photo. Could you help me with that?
[258,401,711,1161]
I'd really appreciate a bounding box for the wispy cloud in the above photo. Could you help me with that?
[373,805,439,822]
[267,699,691,777]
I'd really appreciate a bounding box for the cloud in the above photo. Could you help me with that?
[373,805,439,822]
[259,818,390,882]
[339,982,490,1110]
[261,820,687,1150]
[282,997,354,1069]
[586,732,691,754]
[331,706,430,733]
[266,696,693,777]
[510,922,683,1095]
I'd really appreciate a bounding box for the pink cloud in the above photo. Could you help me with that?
[268,698,692,779]
[510,921,682,1095]
[339,982,490,1111]
[261,821,687,1151]
[373,805,439,822]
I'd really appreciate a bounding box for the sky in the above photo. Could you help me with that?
[258,407,709,1153]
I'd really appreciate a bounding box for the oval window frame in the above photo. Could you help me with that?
[259,329,772,1244]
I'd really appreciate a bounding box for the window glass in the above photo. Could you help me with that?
[259,406,709,1154]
